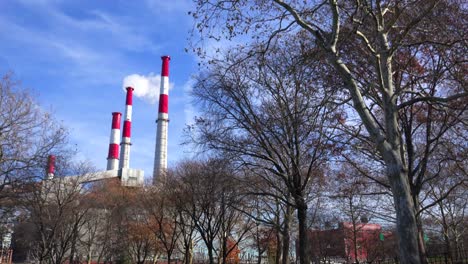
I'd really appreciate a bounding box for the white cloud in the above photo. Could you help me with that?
[122,73,175,105]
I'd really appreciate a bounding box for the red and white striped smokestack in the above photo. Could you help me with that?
[47,155,55,179]
[153,55,170,184]
[107,112,122,170]
[119,87,134,169]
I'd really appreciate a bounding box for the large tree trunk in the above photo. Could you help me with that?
[388,164,421,264]
[379,35,421,264]
[329,46,422,264]
[296,198,309,264]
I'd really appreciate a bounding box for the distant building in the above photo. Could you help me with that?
[226,238,241,264]
[307,222,396,263]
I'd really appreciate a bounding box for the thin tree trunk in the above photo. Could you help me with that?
[352,223,359,263]
[275,228,282,264]
[349,197,359,264]
[222,233,227,264]
[282,203,292,264]
[281,227,290,264]
[69,224,78,264]
[184,239,193,264]
[257,246,263,264]
[189,245,193,264]
[275,199,282,264]
[208,243,215,264]
[413,196,428,264]
[255,225,263,264]
[439,202,452,260]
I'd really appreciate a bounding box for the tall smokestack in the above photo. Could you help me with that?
[107,112,122,170]
[153,55,170,184]
[47,155,55,179]
[120,87,134,169]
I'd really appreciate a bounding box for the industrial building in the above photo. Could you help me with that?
[45,56,171,187]
[3,56,172,264]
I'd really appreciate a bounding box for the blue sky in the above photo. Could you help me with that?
[0,0,199,179]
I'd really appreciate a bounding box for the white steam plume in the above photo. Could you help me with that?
[122,73,173,104]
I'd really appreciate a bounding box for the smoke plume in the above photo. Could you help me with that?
[122,73,167,104]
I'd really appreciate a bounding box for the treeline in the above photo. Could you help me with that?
[8,156,467,264]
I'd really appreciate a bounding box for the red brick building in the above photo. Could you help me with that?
[307,222,396,263]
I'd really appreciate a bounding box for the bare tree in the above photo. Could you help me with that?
[190,1,467,262]
[16,160,95,264]
[124,188,155,264]
[93,179,157,264]
[247,222,274,264]
[239,176,294,264]
[1,72,70,261]
[425,171,467,262]
[176,210,197,264]
[188,39,337,264]
[79,205,112,264]
[79,180,122,264]
[173,159,251,264]
[0,73,68,200]
[143,183,181,264]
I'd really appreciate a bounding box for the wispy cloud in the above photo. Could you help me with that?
[0,1,162,85]
[182,78,196,125]
[145,0,193,13]
[1,0,198,175]
[14,0,161,54]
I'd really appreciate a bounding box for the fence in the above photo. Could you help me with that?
[0,248,12,264]
[359,250,468,264]
[310,250,467,264]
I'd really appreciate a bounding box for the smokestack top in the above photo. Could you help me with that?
[47,155,56,175]
[125,87,134,105]
[107,112,121,168]
[161,56,170,77]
